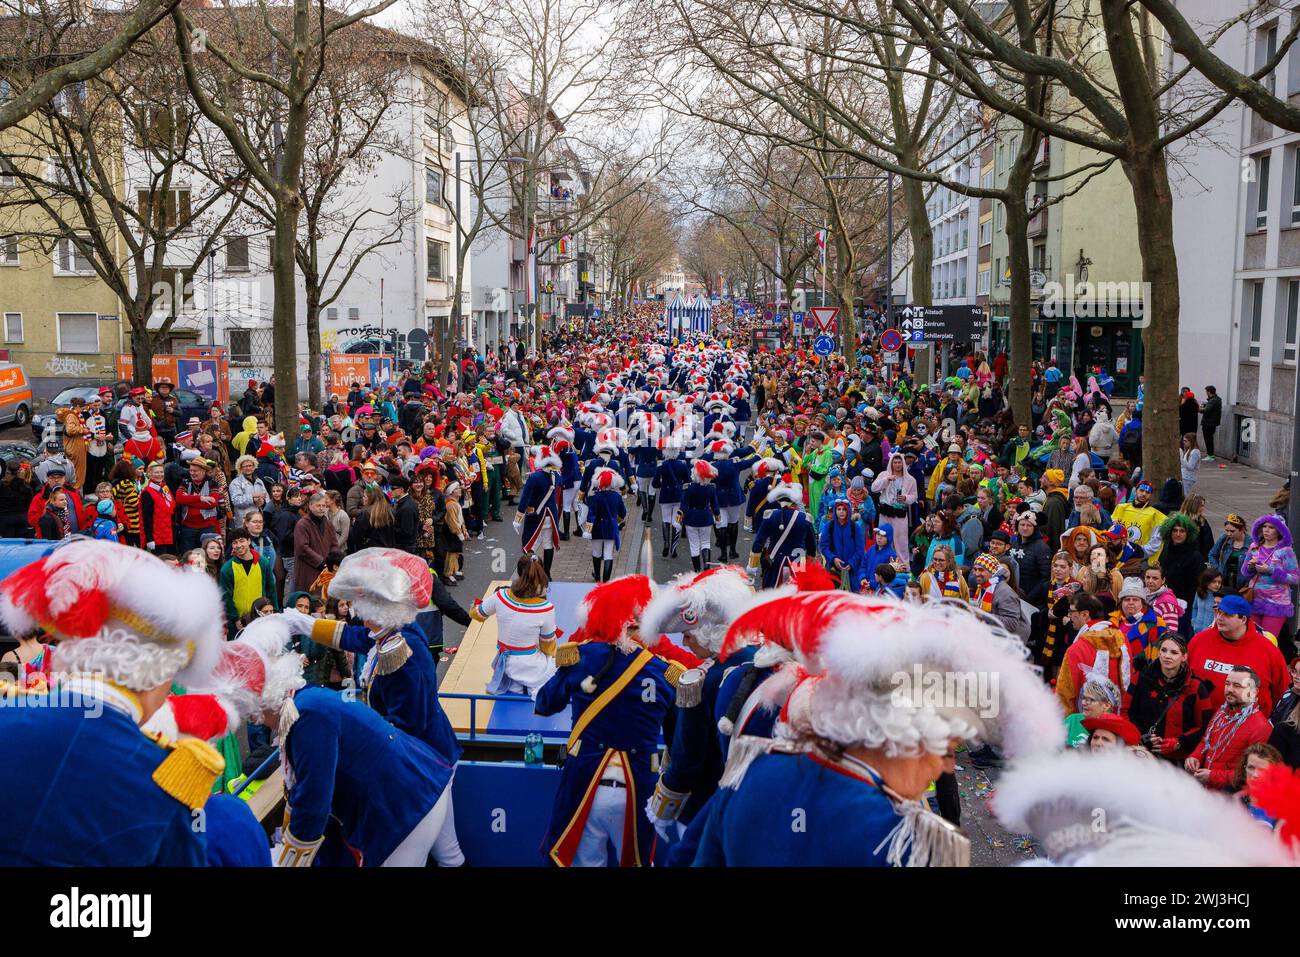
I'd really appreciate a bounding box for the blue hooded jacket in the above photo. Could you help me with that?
[818,503,866,586]
[862,522,899,585]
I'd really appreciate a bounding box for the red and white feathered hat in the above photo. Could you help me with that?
[571,575,655,654]
[995,749,1299,866]
[550,437,571,454]
[531,444,562,470]
[752,457,786,481]
[328,548,433,630]
[185,615,306,731]
[707,439,734,459]
[591,466,625,492]
[547,424,575,444]
[692,459,718,483]
[719,591,1061,761]
[593,427,626,455]
[629,412,663,445]
[0,539,224,690]
[640,565,755,655]
[142,692,237,744]
[704,393,734,414]
[766,473,803,506]
[706,418,737,439]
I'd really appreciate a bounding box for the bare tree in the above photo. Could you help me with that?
[0,23,248,382]
[0,0,184,131]
[171,0,397,429]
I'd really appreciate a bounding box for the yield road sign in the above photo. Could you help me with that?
[811,306,839,332]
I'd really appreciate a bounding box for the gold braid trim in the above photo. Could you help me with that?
[152,738,225,810]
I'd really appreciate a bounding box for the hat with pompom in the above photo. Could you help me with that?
[327,548,433,630]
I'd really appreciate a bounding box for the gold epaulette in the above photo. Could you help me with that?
[555,642,581,667]
[374,635,412,676]
[662,660,685,688]
[152,738,225,810]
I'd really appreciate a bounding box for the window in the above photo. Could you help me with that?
[1248,280,1264,360]
[225,235,249,272]
[1287,280,1299,364]
[47,157,77,193]
[227,329,252,363]
[1258,21,1279,95]
[995,202,1003,230]
[0,234,16,265]
[426,238,447,280]
[1291,146,1300,226]
[425,166,443,206]
[4,313,22,343]
[0,156,13,186]
[1033,243,1047,271]
[979,220,992,246]
[56,312,98,353]
[978,270,991,295]
[347,307,360,323]
[55,237,93,275]
[1256,153,1271,230]
[137,189,192,230]
[325,307,338,322]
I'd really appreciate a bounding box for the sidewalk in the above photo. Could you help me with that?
[1189,458,1285,527]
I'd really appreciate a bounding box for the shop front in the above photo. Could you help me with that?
[989,304,1144,396]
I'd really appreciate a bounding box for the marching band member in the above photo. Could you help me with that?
[209,616,458,867]
[679,459,722,571]
[473,553,558,698]
[282,546,465,865]
[514,444,564,576]
[584,465,628,582]
[750,471,817,588]
[536,576,681,866]
[653,440,690,558]
[641,566,757,850]
[691,592,1061,866]
[0,539,226,865]
[547,425,580,541]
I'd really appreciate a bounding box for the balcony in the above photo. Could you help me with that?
[1027,207,1047,238]
[1034,137,1049,170]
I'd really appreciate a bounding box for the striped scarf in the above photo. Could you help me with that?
[1116,609,1163,662]
[1202,702,1261,770]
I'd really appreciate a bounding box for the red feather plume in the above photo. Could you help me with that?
[169,693,232,742]
[580,575,653,644]
[645,635,705,670]
[792,561,839,592]
[1248,762,1300,850]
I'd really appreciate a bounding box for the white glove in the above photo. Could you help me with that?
[279,609,317,636]
[512,516,524,535]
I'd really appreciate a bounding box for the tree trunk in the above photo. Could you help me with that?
[901,172,933,309]
[130,320,155,388]
[271,196,300,432]
[1125,149,1180,489]
[305,284,322,410]
[1004,165,1035,428]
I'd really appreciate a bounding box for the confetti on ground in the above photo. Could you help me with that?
[1014,837,1034,852]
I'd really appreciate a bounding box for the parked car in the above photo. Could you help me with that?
[0,363,34,429]
[0,440,38,466]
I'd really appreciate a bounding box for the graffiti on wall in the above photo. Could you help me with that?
[46,355,97,377]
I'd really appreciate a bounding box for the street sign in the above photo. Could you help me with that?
[813,334,834,356]
[792,311,804,326]
[880,329,903,352]
[897,305,987,343]
[883,352,900,364]
[811,306,839,332]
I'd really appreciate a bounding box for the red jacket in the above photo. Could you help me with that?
[1188,705,1273,789]
[28,485,88,536]
[139,482,175,547]
[174,479,222,531]
[1188,622,1291,714]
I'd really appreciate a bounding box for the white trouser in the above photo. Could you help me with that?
[659,502,679,526]
[720,504,743,525]
[562,486,579,512]
[635,476,652,494]
[572,783,627,867]
[591,538,616,559]
[686,524,711,556]
[382,786,455,866]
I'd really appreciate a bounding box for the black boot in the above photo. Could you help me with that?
[661,523,670,558]
[670,525,680,558]
[728,523,740,560]
[560,512,570,541]
[602,559,614,582]
[702,547,711,567]
[543,549,554,576]
[592,555,602,582]
[646,495,656,525]
[691,553,702,572]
